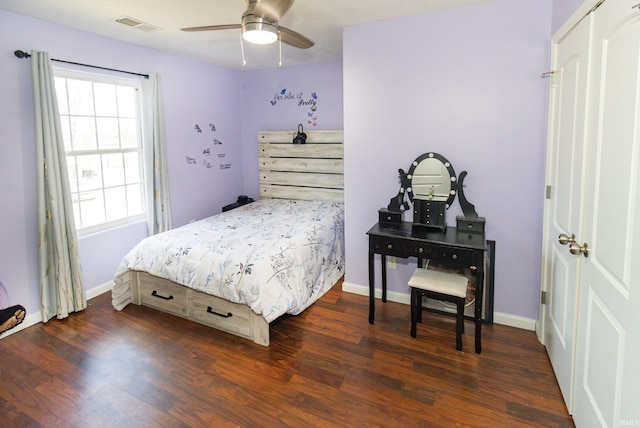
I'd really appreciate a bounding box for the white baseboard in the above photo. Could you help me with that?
[341,281,537,331]
[1,281,114,339]
[86,280,114,300]
[342,281,411,305]
[493,313,536,331]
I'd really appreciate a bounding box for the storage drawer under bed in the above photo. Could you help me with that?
[138,274,188,317]
[188,289,253,339]
[132,272,269,346]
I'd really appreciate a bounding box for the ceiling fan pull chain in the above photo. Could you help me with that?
[240,35,247,67]
[278,31,283,67]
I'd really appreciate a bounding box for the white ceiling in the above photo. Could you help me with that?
[1,0,496,71]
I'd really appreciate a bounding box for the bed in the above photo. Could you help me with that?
[111,130,344,346]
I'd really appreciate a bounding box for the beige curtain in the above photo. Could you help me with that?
[31,50,86,321]
[141,73,172,234]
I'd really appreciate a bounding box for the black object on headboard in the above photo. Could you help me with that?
[292,124,307,144]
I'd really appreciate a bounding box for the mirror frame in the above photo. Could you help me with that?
[406,152,458,208]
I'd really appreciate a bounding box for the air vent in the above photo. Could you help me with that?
[114,16,160,32]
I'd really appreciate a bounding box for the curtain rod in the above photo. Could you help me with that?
[14,50,149,79]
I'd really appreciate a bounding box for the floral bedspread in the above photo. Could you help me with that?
[112,199,344,322]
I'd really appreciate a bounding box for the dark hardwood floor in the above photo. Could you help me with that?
[0,281,574,427]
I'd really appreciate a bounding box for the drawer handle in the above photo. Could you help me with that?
[207,306,233,318]
[452,254,458,260]
[418,248,424,254]
[151,290,173,300]
[387,244,393,249]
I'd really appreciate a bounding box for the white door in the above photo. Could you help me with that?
[541,14,591,411]
[572,1,640,426]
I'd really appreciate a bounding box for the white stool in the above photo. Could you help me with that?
[409,268,470,351]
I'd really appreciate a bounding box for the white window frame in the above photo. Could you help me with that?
[54,69,147,236]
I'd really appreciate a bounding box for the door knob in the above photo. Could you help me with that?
[569,242,589,257]
[558,233,576,245]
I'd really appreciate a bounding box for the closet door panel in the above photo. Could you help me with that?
[572,1,640,426]
[540,14,591,412]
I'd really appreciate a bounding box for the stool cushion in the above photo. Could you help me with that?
[408,268,468,298]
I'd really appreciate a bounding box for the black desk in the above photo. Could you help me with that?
[367,221,488,353]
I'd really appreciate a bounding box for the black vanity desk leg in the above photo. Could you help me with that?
[368,242,375,324]
[381,254,387,302]
[475,264,484,354]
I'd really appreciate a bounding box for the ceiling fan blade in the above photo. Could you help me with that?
[278,26,314,49]
[181,24,242,32]
[253,0,294,22]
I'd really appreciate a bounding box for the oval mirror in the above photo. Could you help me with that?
[406,152,457,207]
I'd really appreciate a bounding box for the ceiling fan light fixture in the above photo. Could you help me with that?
[242,21,278,44]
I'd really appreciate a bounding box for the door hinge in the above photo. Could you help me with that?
[546,185,552,199]
[541,291,547,305]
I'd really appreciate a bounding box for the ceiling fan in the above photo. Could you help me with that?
[181,0,314,49]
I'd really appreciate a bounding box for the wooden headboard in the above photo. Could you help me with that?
[258,130,344,202]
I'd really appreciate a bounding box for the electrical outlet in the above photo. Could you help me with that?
[388,256,396,269]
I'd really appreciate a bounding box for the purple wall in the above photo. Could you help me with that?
[238,62,344,198]
[0,10,243,314]
[343,0,553,320]
[551,0,585,35]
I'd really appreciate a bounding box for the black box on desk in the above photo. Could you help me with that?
[379,208,402,224]
[456,216,486,233]
[413,199,447,231]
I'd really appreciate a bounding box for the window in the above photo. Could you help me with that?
[54,71,145,233]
